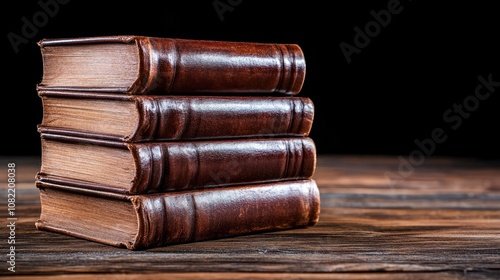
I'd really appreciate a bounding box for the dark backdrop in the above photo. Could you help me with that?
[3,0,499,159]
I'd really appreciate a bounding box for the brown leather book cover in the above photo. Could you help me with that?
[37,35,306,95]
[38,133,317,195]
[37,90,314,142]
[35,178,320,250]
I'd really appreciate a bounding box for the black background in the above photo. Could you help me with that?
[3,0,499,159]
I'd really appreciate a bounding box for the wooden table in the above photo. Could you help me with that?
[1,155,499,279]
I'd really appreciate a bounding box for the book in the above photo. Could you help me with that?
[35,178,320,250]
[38,133,316,195]
[37,35,306,95]
[37,90,315,142]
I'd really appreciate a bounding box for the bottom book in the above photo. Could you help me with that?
[35,179,320,250]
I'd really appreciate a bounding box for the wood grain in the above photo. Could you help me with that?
[1,155,499,279]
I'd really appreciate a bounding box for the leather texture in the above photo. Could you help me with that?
[39,133,317,194]
[132,179,320,250]
[37,35,306,95]
[35,179,320,250]
[37,90,314,142]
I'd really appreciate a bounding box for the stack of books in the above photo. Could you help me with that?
[34,35,320,250]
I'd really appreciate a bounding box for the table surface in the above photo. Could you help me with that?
[1,155,499,279]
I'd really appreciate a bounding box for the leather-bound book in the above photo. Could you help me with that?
[37,35,306,95]
[35,178,320,250]
[37,90,314,142]
[38,133,317,195]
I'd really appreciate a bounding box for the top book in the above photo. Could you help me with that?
[37,35,306,95]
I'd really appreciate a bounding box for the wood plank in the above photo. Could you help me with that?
[7,272,499,280]
[0,155,499,278]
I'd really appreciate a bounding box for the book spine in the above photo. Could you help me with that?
[131,179,320,250]
[132,37,306,95]
[129,137,316,194]
[131,96,315,141]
